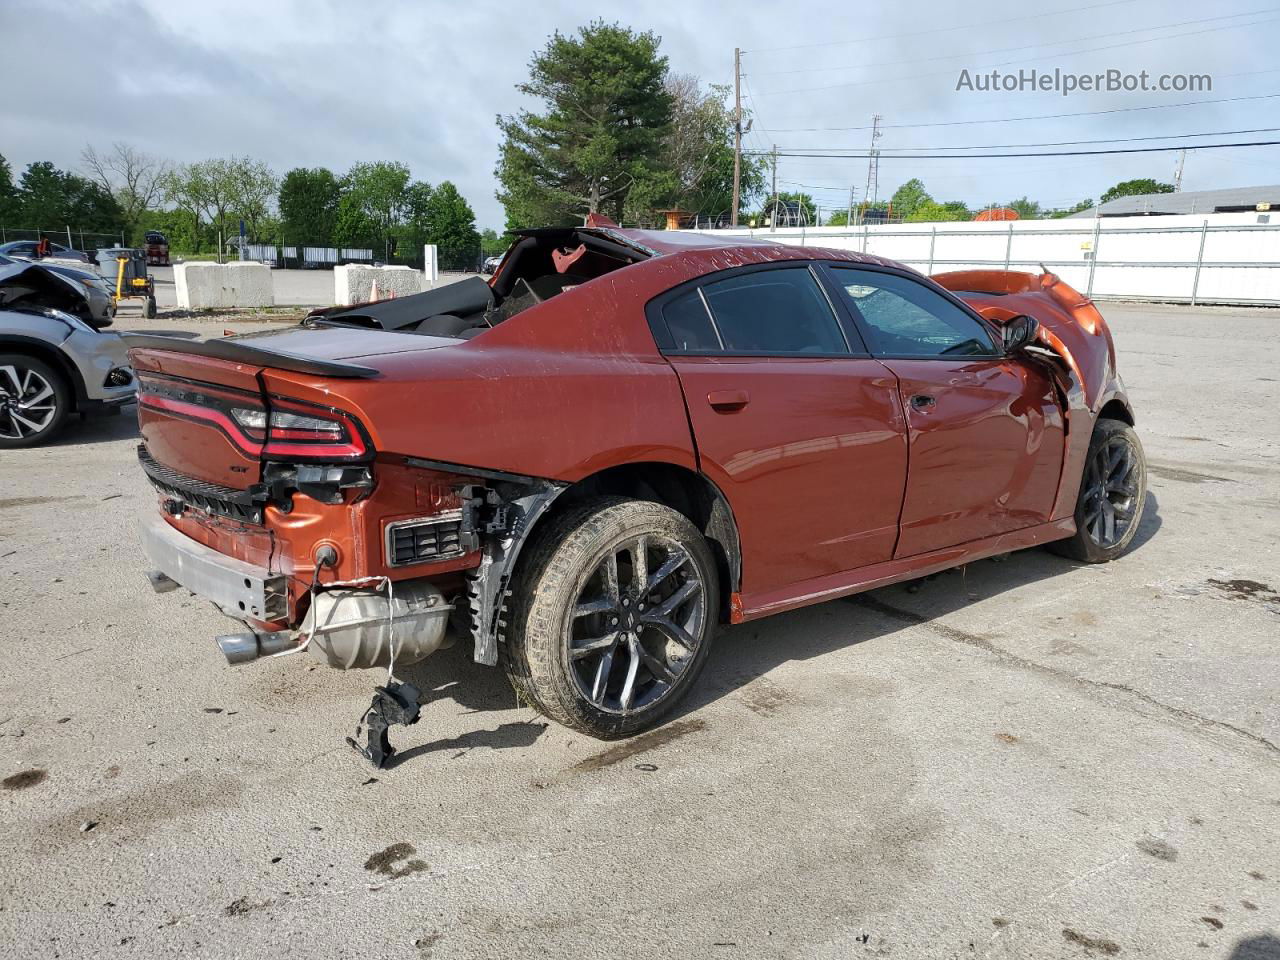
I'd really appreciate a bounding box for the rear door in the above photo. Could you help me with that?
[821,265,1065,558]
[649,263,908,598]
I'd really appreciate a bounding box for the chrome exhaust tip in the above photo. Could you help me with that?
[215,632,260,665]
[215,630,296,665]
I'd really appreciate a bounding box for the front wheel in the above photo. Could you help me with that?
[0,354,71,448]
[1051,417,1147,563]
[502,497,720,739]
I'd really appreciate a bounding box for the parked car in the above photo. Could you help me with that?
[0,261,135,447]
[0,253,115,328]
[127,215,1145,753]
[0,239,91,263]
[144,231,170,267]
[482,254,503,275]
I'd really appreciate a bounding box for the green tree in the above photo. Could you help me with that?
[162,163,211,252]
[496,21,673,227]
[81,142,168,237]
[165,158,240,256]
[889,178,932,220]
[137,206,201,252]
[1099,178,1174,204]
[1008,196,1042,219]
[15,161,123,232]
[628,74,766,224]
[0,154,16,224]
[421,181,481,270]
[480,228,509,257]
[279,167,341,245]
[907,199,972,223]
[227,157,278,241]
[335,161,411,255]
[1048,198,1094,218]
[393,180,435,258]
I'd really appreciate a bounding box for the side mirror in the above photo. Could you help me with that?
[1002,314,1040,354]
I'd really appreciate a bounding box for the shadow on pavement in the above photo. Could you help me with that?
[1229,935,1280,960]
[677,491,1163,720]
[379,490,1163,764]
[43,406,139,447]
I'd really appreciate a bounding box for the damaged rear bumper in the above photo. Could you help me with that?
[140,513,288,622]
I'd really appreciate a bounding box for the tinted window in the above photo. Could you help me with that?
[830,267,998,357]
[701,268,847,354]
[662,289,721,351]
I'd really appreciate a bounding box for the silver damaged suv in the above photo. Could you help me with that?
[0,261,135,447]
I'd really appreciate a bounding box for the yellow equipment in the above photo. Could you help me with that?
[104,248,157,318]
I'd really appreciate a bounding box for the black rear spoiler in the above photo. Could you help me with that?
[122,333,379,379]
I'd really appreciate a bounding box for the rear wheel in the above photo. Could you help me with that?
[501,497,719,739]
[0,354,70,448]
[1051,418,1147,563]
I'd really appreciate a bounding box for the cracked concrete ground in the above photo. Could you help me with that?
[1,302,1277,959]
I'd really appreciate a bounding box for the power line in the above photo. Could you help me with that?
[750,8,1268,78]
[747,139,1280,159]
[764,92,1280,132]
[752,14,1280,96]
[743,0,1142,54]
[772,127,1280,154]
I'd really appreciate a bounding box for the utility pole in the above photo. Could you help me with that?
[770,144,778,231]
[847,184,855,228]
[1173,149,1187,193]
[861,114,883,223]
[732,47,742,227]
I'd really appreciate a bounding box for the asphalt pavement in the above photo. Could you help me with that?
[0,302,1277,959]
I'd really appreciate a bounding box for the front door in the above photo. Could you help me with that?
[648,264,909,597]
[821,264,1065,558]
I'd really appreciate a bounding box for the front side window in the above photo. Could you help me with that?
[829,267,998,358]
[696,267,848,355]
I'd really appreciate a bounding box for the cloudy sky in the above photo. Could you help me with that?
[2,0,1276,228]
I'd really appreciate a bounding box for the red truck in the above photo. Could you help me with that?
[143,231,170,267]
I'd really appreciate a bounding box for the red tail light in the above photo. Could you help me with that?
[137,374,372,462]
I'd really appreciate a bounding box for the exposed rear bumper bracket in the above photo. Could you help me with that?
[140,514,287,622]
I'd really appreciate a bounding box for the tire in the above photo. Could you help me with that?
[1050,418,1147,563]
[144,297,157,319]
[0,353,71,448]
[501,497,720,739]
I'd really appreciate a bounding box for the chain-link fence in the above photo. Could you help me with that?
[0,226,127,255]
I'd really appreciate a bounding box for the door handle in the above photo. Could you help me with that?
[910,394,936,410]
[707,389,750,412]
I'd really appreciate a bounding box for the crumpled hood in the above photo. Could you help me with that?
[0,261,89,312]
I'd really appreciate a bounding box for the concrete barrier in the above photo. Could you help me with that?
[334,264,425,306]
[174,262,274,309]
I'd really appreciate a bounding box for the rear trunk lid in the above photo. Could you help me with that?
[126,327,456,491]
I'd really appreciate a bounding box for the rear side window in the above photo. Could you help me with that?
[700,268,847,354]
[662,289,721,351]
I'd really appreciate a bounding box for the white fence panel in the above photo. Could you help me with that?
[678,212,1280,305]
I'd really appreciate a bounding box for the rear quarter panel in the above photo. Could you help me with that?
[262,268,706,482]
